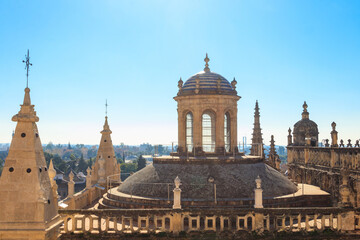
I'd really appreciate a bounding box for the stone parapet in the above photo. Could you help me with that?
[59,207,360,236]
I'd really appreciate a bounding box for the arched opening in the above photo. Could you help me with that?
[202,111,215,152]
[186,112,193,152]
[224,112,231,152]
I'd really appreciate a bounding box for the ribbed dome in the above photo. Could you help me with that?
[293,118,319,135]
[177,54,237,96]
[293,119,318,133]
[180,71,235,95]
[292,101,319,146]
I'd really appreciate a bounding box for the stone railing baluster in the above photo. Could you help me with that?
[57,208,360,236]
[297,214,301,229]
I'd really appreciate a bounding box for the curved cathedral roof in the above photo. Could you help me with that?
[118,161,297,200]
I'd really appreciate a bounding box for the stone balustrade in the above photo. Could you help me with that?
[59,207,359,235]
[288,146,360,170]
[59,185,102,210]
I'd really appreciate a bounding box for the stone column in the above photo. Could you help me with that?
[177,107,185,153]
[216,108,225,153]
[193,107,202,153]
[86,167,92,189]
[173,176,182,209]
[254,176,263,208]
[68,171,75,198]
[231,104,238,153]
[331,122,338,147]
[287,128,292,146]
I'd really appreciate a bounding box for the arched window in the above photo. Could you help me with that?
[185,112,193,152]
[202,111,215,152]
[224,112,231,152]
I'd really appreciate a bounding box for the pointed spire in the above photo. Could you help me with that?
[231,77,237,90]
[250,100,264,157]
[23,87,31,105]
[302,101,309,119]
[11,87,39,123]
[104,116,109,129]
[268,135,281,170]
[204,53,210,72]
[178,77,183,89]
[93,109,116,185]
[49,159,56,179]
[270,135,276,154]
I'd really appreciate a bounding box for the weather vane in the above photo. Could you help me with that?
[105,99,108,117]
[22,49,32,88]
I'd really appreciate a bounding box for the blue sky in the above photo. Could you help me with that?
[0,0,359,146]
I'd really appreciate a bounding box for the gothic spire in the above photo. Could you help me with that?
[92,113,119,185]
[250,100,264,157]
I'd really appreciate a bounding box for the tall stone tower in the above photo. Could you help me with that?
[250,101,264,157]
[91,116,120,185]
[0,88,61,239]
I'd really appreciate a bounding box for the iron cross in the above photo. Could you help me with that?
[105,99,108,117]
[22,49,32,88]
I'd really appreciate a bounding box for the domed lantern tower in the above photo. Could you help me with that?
[292,101,319,146]
[110,55,298,210]
[174,54,240,156]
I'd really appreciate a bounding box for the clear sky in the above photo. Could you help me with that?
[0,0,359,146]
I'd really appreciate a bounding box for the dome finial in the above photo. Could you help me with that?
[204,53,210,72]
[303,101,308,112]
[302,101,309,119]
[105,99,108,117]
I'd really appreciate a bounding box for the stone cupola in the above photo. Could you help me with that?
[292,101,319,146]
[174,54,241,156]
